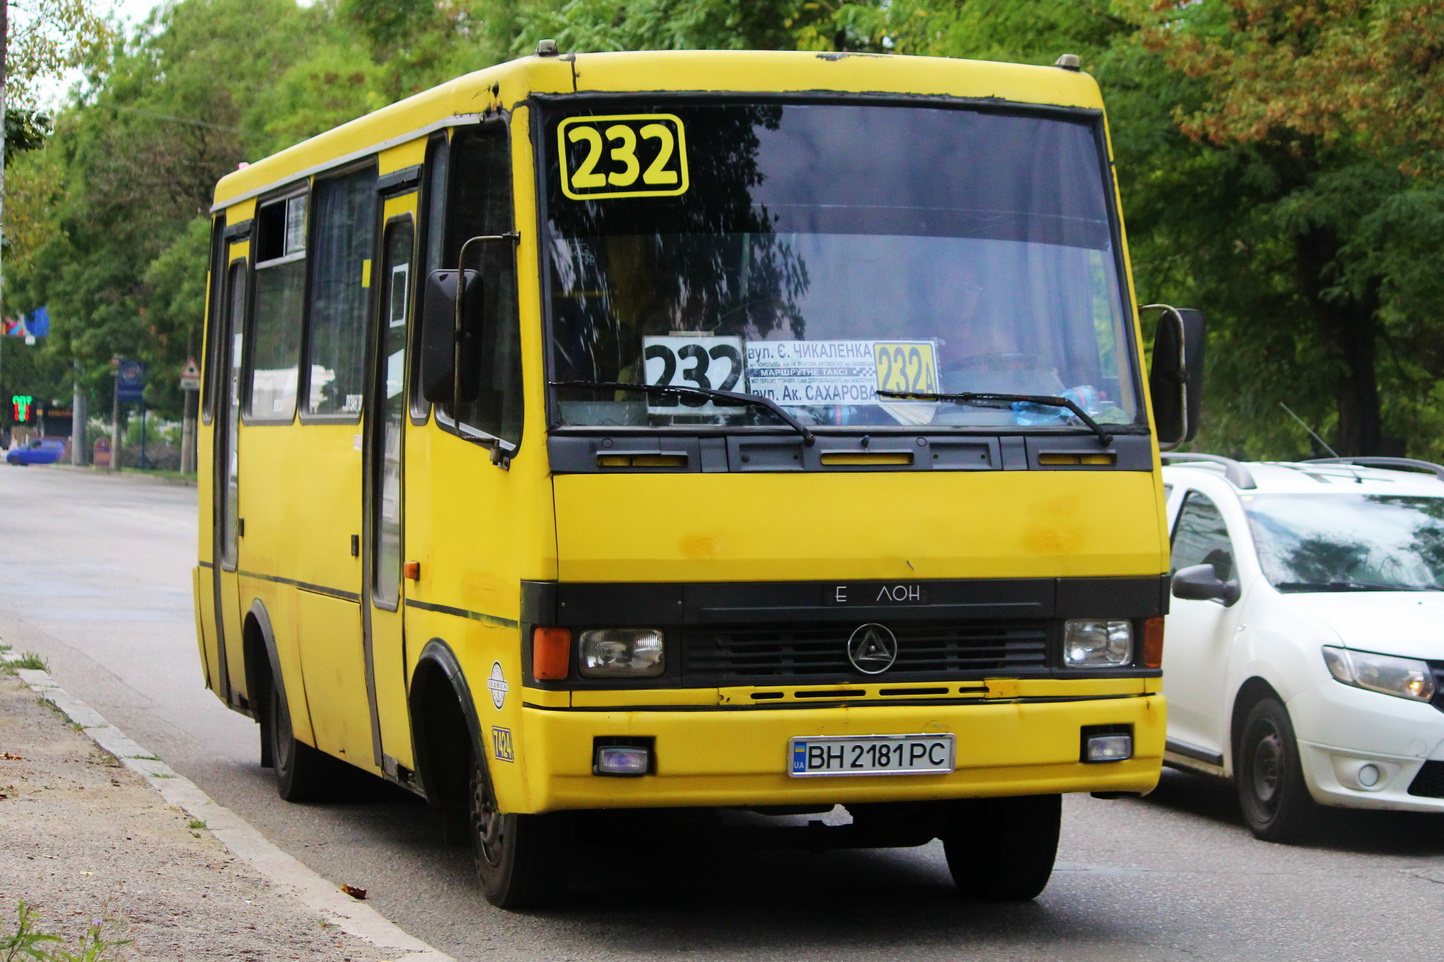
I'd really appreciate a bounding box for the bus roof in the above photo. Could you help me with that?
[213,49,1104,211]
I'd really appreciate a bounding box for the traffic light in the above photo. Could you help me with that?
[11,395,33,423]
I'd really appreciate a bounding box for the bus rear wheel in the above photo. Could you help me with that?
[267,682,345,803]
[940,794,1061,901]
[469,754,571,908]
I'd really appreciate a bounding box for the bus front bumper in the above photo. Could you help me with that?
[509,692,1166,812]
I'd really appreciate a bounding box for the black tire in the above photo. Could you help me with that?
[941,794,1061,901]
[1236,697,1316,843]
[470,753,571,909]
[268,680,347,803]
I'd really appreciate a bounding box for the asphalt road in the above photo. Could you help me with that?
[2,463,1442,961]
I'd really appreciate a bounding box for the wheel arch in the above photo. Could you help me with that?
[410,638,485,815]
[242,600,284,717]
[242,600,286,767]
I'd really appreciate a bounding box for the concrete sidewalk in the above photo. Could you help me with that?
[0,648,455,962]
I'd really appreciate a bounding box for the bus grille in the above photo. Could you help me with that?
[684,621,1050,685]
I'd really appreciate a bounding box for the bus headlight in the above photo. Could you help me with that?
[1323,646,1436,702]
[579,629,665,678]
[1063,620,1133,667]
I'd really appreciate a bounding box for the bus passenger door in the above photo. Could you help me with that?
[212,249,249,706]
[364,192,417,774]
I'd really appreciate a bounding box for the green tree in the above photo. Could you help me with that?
[512,0,900,54]
[332,0,507,106]
[24,0,315,417]
[5,0,113,106]
[1113,0,1444,458]
[3,0,114,438]
[917,1,1444,459]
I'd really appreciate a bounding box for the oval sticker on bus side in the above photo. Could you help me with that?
[558,114,690,200]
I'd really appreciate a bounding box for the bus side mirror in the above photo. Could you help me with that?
[1148,306,1206,447]
[419,268,484,405]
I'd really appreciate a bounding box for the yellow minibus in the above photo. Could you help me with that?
[194,45,1203,908]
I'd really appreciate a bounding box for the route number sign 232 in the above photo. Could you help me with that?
[559,114,690,200]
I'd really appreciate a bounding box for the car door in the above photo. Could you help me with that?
[1164,487,1248,766]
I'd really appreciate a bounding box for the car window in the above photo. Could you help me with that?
[1170,491,1234,578]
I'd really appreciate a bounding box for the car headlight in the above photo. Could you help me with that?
[1322,646,1436,702]
[1063,620,1133,667]
[578,629,665,678]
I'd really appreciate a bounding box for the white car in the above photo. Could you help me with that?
[1161,454,1444,842]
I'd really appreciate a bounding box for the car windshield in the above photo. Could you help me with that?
[1244,494,1444,591]
[541,100,1139,433]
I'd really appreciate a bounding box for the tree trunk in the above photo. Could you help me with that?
[1333,297,1381,455]
[1297,228,1383,456]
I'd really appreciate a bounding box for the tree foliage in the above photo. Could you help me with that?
[9,0,1444,460]
[1132,0,1444,172]
[6,0,114,107]
[512,0,902,55]
[1109,0,1444,458]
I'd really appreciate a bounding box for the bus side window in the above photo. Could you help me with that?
[248,193,307,422]
[412,133,449,422]
[201,215,225,426]
[438,123,524,450]
[306,164,379,418]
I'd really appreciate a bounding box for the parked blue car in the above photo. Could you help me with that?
[6,438,66,465]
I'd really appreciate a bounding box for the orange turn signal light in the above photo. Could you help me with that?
[1143,617,1165,668]
[532,627,572,681]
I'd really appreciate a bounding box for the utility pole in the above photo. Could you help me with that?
[2,0,10,323]
[72,359,87,465]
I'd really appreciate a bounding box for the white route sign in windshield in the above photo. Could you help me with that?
[641,335,940,423]
[745,339,940,407]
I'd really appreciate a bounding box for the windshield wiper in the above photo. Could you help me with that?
[550,380,816,447]
[1274,581,1438,593]
[876,389,1112,446]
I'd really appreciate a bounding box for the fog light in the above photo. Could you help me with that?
[1064,620,1133,667]
[1357,763,1381,788]
[595,745,650,776]
[1085,733,1133,763]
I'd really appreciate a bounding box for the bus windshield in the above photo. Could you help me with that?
[541,100,1139,432]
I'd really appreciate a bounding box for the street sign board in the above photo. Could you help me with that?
[179,356,201,392]
[117,359,146,403]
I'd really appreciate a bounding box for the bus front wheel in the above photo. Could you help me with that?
[940,794,1061,901]
[469,754,572,908]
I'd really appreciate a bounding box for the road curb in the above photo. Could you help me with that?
[3,650,456,962]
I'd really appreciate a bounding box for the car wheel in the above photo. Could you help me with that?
[470,751,572,908]
[940,794,1061,901]
[1236,697,1316,843]
[268,680,346,802]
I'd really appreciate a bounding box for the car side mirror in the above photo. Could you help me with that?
[1171,562,1241,607]
[1147,306,1206,449]
[419,268,483,405]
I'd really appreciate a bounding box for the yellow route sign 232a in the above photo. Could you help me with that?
[559,114,689,200]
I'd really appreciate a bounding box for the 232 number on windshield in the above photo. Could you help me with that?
[559,114,690,200]
[873,340,940,396]
[642,336,746,412]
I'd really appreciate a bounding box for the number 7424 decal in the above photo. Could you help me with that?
[558,114,690,200]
